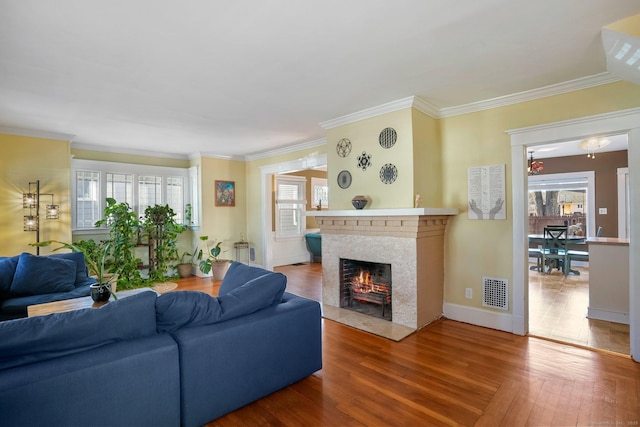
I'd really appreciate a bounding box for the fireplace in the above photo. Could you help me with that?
[308,208,457,341]
[340,258,392,321]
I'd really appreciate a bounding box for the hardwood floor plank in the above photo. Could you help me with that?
[170,264,640,426]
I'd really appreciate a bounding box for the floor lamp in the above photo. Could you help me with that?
[23,180,59,255]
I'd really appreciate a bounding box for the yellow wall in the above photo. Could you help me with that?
[412,108,442,207]
[605,13,640,37]
[440,80,640,310]
[326,109,414,209]
[0,134,72,256]
[72,148,190,168]
[198,156,246,261]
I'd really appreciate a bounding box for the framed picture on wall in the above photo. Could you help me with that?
[215,180,235,206]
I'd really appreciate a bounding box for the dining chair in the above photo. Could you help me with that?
[542,226,569,275]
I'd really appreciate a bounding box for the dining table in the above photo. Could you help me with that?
[528,234,586,275]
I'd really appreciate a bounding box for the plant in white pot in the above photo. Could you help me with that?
[196,236,231,281]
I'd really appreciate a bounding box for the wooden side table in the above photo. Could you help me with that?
[27,288,154,317]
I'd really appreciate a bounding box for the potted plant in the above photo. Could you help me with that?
[31,240,118,301]
[196,236,231,281]
[177,249,195,278]
[141,204,184,283]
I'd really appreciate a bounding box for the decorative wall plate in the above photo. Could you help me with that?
[357,151,372,171]
[379,163,398,184]
[336,138,352,157]
[379,127,397,149]
[337,170,352,189]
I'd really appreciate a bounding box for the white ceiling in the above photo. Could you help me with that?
[0,0,639,159]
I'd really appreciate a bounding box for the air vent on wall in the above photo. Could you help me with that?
[482,277,508,311]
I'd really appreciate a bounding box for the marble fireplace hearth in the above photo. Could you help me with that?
[307,208,457,341]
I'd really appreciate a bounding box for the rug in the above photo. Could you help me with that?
[152,282,178,294]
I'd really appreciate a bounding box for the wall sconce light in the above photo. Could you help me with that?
[22,180,59,254]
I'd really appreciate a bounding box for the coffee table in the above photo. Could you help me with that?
[27,288,154,317]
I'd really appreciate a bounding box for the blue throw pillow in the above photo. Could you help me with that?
[50,251,90,285]
[0,290,158,370]
[0,256,19,299]
[218,262,274,295]
[10,253,77,296]
[155,272,287,333]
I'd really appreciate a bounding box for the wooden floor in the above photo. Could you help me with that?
[529,263,630,354]
[175,264,640,426]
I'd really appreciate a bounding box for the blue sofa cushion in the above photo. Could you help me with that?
[0,256,19,299]
[0,290,158,370]
[50,251,90,285]
[218,261,274,296]
[0,281,93,315]
[10,253,76,296]
[156,272,287,333]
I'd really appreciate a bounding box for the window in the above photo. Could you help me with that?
[311,177,328,209]
[275,175,306,238]
[72,160,196,231]
[75,170,101,228]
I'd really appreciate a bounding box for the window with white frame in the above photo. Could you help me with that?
[275,175,306,238]
[72,160,196,230]
[310,177,328,209]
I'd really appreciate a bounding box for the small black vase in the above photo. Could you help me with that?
[90,284,111,302]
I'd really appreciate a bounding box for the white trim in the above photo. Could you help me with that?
[509,107,640,362]
[587,307,630,325]
[618,167,630,239]
[245,138,326,161]
[0,126,75,142]
[443,303,513,333]
[439,73,620,118]
[528,171,596,237]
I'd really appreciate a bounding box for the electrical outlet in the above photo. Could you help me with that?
[465,288,472,299]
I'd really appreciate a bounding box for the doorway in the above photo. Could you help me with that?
[508,107,640,362]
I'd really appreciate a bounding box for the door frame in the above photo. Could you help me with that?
[508,107,640,362]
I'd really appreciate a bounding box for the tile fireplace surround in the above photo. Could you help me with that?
[307,208,458,341]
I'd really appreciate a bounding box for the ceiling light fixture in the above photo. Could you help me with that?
[578,137,611,159]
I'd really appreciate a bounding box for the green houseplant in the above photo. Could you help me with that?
[197,236,231,280]
[141,204,184,283]
[95,198,143,289]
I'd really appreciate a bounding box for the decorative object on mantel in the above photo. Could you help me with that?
[578,136,611,159]
[336,138,352,157]
[337,170,352,189]
[379,127,397,148]
[357,151,372,171]
[415,193,421,208]
[527,151,543,175]
[379,163,398,184]
[351,195,368,210]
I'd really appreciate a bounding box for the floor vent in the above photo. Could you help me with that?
[482,277,509,311]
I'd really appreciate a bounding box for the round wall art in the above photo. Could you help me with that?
[379,163,398,184]
[337,170,352,189]
[336,138,352,157]
[357,151,372,171]
[379,127,397,149]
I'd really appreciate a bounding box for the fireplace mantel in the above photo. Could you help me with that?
[306,207,458,217]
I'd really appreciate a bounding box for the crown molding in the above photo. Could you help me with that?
[0,126,75,142]
[72,142,190,160]
[319,96,421,129]
[189,151,244,161]
[438,72,620,118]
[244,137,327,161]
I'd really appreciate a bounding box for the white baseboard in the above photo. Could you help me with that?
[587,307,629,324]
[443,302,514,333]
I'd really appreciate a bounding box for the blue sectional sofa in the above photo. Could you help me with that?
[0,262,322,426]
[0,252,97,320]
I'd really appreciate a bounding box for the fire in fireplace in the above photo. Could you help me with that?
[339,258,392,321]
